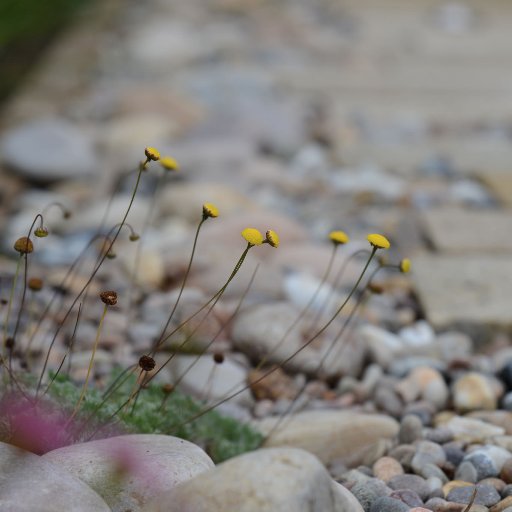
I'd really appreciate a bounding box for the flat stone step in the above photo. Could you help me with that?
[420,207,512,253]
[412,253,512,338]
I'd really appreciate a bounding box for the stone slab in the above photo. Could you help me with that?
[412,253,512,336]
[420,207,512,253]
[476,172,512,208]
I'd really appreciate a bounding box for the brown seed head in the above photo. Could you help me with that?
[28,277,44,292]
[368,282,384,295]
[14,237,34,254]
[100,290,118,306]
[139,355,156,372]
[5,337,14,350]
[161,383,175,395]
[213,352,225,364]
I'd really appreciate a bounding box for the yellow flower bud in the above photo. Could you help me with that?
[160,156,179,171]
[241,228,264,246]
[144,146,160,161]
[329,230,349,245]
[367,233,390,250]
[203,202,219,219]
[265,229,279,248]
[399,258,411,273]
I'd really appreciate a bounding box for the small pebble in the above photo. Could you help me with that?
[369,496,409,512]
[350,478,391,511]
[446,484,500,507]
[388,474,431,501]
[455,461,478,483]
[390,488,424,507]
[399,414,424,444]
[373,456,405,483]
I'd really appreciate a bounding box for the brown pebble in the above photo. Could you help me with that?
[501,458,512,484]
[480,477,507,493]
[491,496,512,512]
[248,366,297,400]
[373,456,404,483]
[442,480,473,498]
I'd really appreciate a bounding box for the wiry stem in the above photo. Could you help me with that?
[69,304,108,420]
[165,248,378,433]
[152,217,207,353]
[36,165,146,396]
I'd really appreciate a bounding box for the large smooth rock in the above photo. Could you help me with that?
[1,118,98,182]
[43,434,214,512]
[231,302,365,377]
[143,447,363,512]
[0,441,110,511]
[255,410,399,467]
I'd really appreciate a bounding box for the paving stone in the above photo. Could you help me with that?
[412,254,512,334]
[477,172,512,208]
[420,207,512,253]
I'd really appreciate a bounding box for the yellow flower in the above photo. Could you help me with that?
[367,233,390,250]
[144,146,160,161]
[160,156,179,171]
[329,230,349,245]
[399,258,411,273]
[265,229,279,248]
[203,202,219,219]
[241,228,264,246]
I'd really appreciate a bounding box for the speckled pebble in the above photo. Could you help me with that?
[350,478,391,511]
[390,488,424,507]
[388,474,430,501]
[465,452,499,479]
[479,478,506,494]
[369,496,409,512]
[446,484,500,507]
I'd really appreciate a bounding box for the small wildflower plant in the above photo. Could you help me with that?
[0,145,411,463]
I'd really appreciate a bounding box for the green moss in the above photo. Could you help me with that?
[47,369,263,463]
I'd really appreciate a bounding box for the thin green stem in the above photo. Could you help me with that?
[152,217,207,354]
[69,304,108,420]
[165,248,378,433]
[36,165,146,396]
[2,256,22,357]
[250,244,338,375]
[85,245,254,439]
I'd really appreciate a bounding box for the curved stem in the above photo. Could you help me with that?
[152,217,207,353]
[166,248,378,432]
[36,166,146,396]
[69,304,108,420]
[2,256,22,357]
